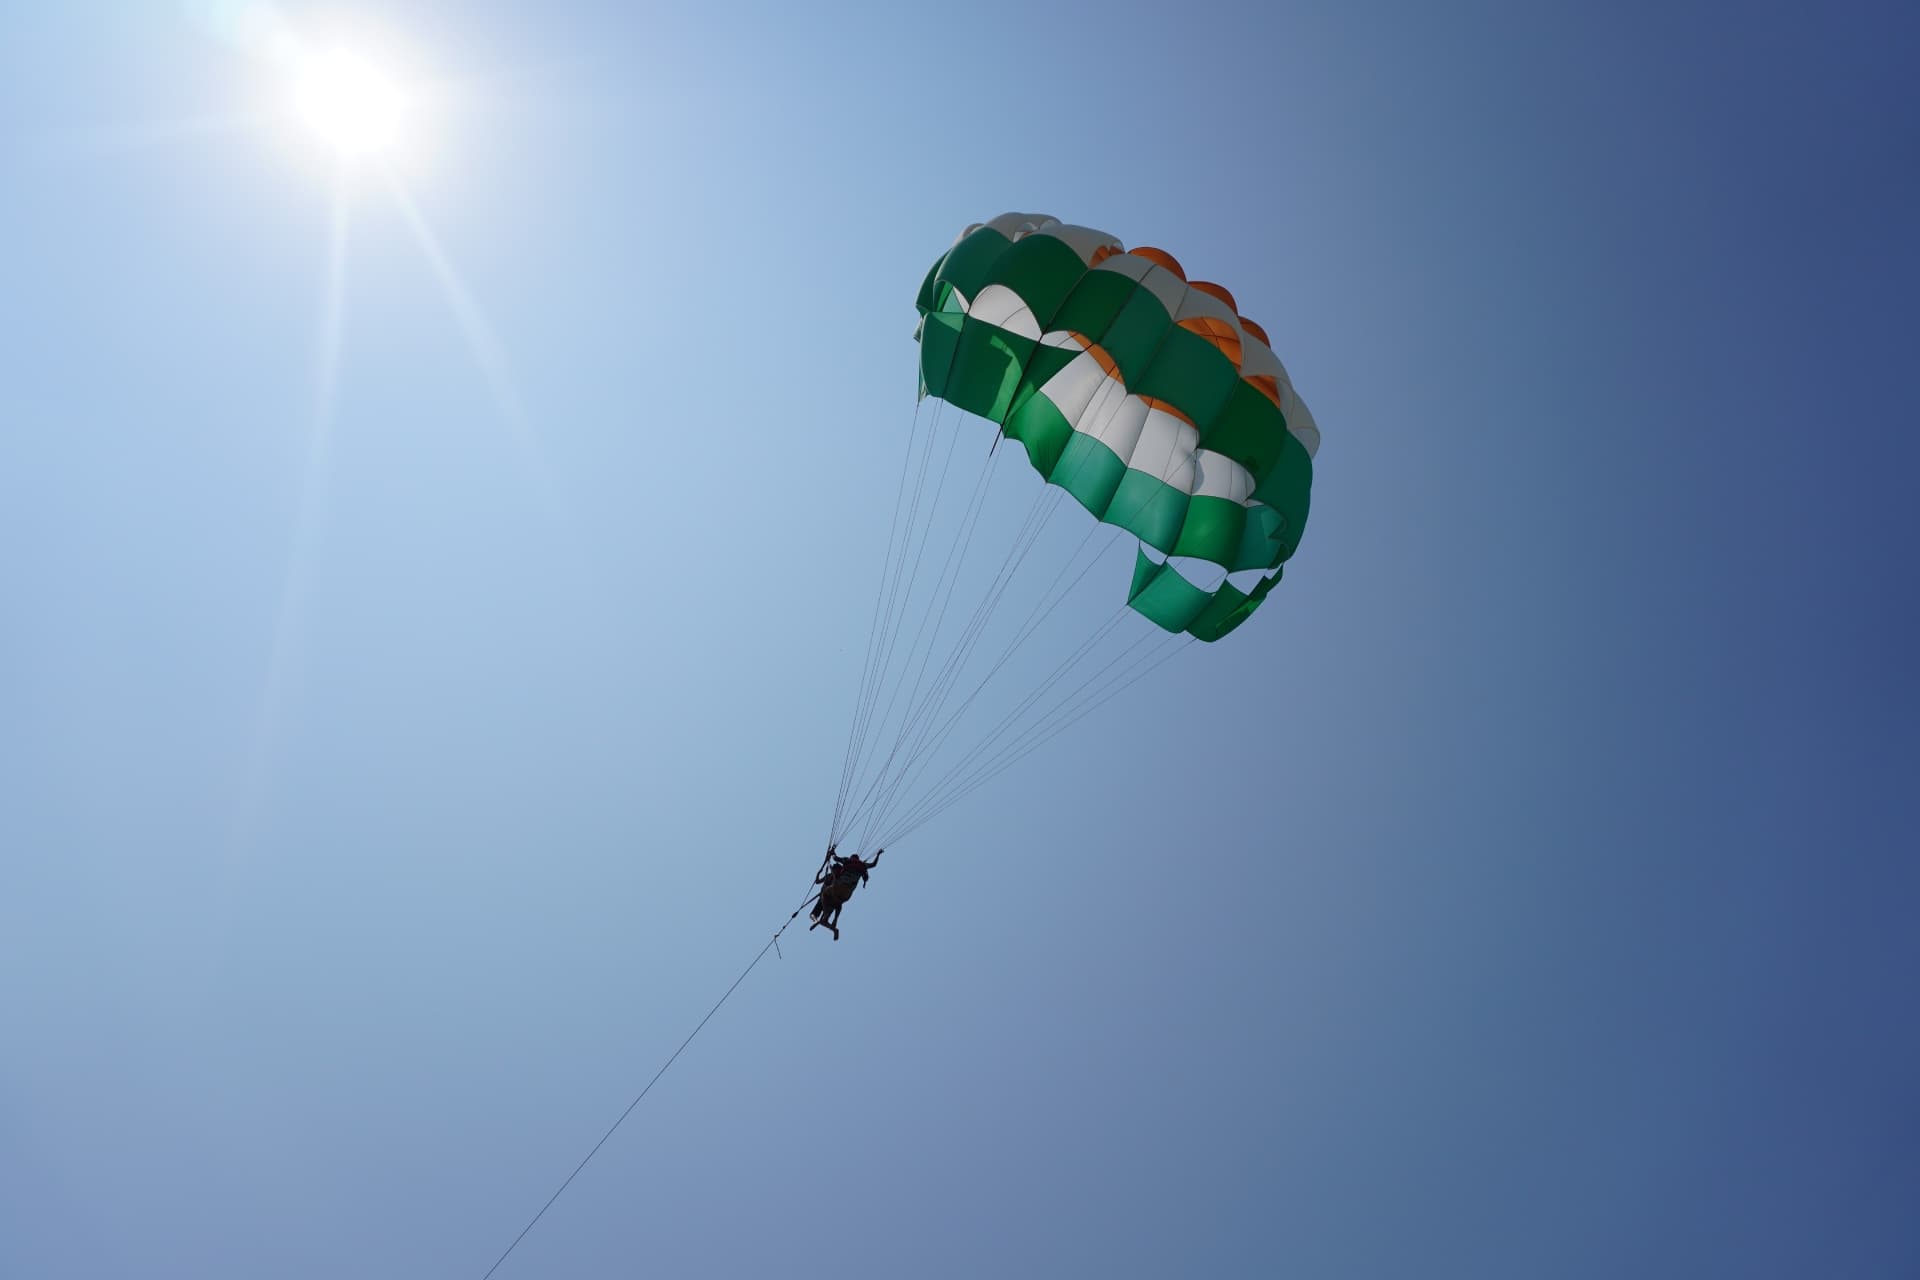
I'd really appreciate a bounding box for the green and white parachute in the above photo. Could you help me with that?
[829,213,1321,853]
[915,212,1318,642]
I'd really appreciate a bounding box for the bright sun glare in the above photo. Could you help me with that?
[296,50,403,157]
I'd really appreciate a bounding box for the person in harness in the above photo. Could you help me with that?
[810,846,882,940]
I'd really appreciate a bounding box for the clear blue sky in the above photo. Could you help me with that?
[3,2,1916,1276]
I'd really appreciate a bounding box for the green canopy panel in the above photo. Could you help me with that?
[1126,550,1282,643]
[916,213,1320,641]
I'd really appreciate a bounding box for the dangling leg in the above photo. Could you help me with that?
[811,886,844,936]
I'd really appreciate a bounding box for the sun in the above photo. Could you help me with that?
[296,49,404,158]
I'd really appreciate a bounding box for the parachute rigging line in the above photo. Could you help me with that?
[832,280,1019,849]
[832,292,993,843]
[861,605,1129,848]
[865,433,1018,783]
[835,427,1018,842]
[855,525,1118,841]
[863,328,1244,841]
[838,212,1320,854]
[837,478,1056,843]
[879,633,1194,848]
[832,399,944,840]
[867,610,1134,847]
[836,400,972,843]
[847,325,1203,847]
[853,363,1210,850]
[839,409,1175,852]
[829,398,928,839]
[880,485,1067,766]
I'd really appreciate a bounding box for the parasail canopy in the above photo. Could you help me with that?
[915,212,1320,642]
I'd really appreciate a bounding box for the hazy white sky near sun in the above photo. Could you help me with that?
[295,49,404,156]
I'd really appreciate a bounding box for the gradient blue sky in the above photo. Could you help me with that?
[3,2,1917,1276]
